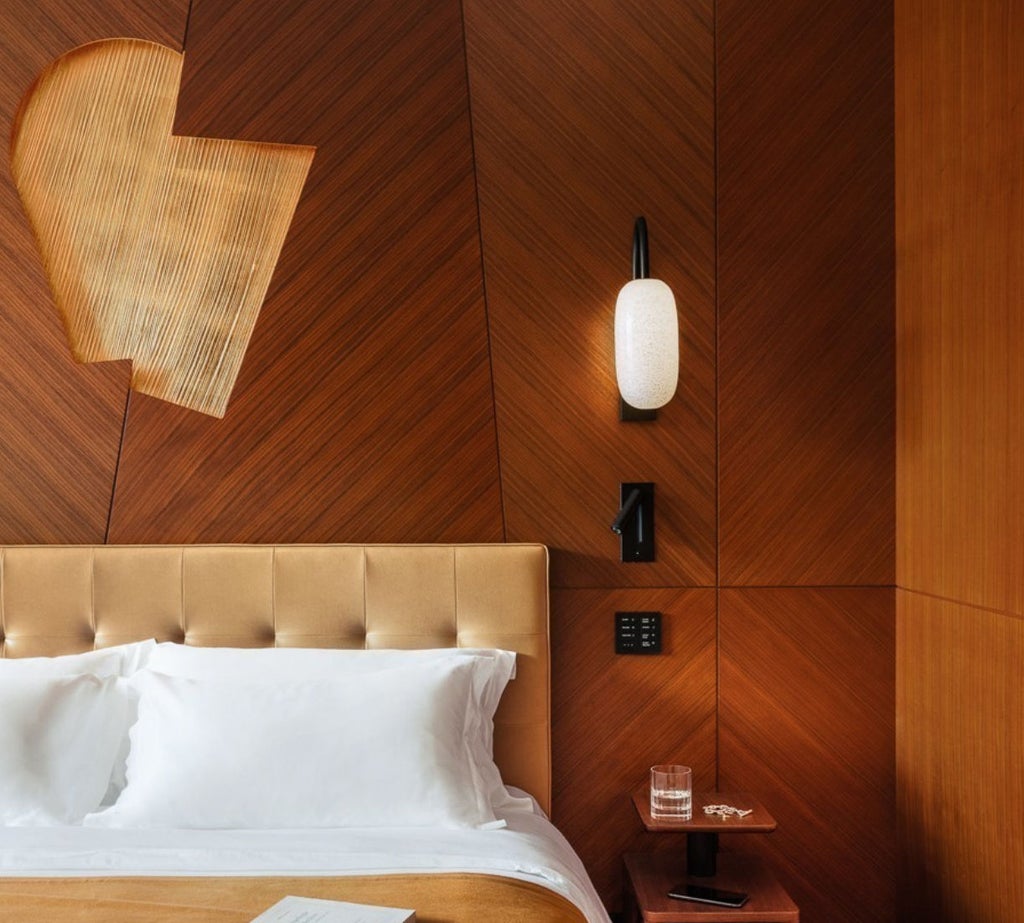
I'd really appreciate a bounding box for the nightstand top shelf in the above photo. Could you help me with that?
[632,791,778,834]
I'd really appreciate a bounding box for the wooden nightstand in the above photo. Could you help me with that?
[623,791,799,922]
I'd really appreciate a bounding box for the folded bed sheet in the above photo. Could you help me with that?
[0,802,611,923]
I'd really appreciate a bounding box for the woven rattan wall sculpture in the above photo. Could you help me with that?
[10,38,314,417]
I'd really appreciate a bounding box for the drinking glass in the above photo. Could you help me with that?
[650,764,692,820]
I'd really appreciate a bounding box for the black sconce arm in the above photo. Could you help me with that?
[632,216,649,280]
[610,482,655,562]
[611,487,642,535]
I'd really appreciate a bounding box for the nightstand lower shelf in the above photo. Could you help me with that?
[623,852,799,922]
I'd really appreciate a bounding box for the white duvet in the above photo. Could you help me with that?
[0,799,611,923]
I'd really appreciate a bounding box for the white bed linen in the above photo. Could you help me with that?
[0,798,611,923]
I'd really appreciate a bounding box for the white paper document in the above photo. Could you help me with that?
[250,895,415,923]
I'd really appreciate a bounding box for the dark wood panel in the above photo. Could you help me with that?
[551,587,717,910]
[107,0,504,543]
[0,1,189,543]
[720,587,896,923]
[896,590,1024,922]
[896,0,1024,615]
[717,0,895,586]
[465,0,716,588]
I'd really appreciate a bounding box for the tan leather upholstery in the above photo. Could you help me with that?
[0,543,552,814]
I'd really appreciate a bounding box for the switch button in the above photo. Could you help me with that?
[615,611,662,654]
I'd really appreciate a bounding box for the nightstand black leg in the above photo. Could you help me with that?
[686,832,718,876]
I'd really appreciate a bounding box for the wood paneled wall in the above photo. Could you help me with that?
[720,589,895,922]
[463,2,718,902]
[716,1,895,921]
[717,0,895,589]
[0,0,188,545]
[107,0,505,545]
[0,1,895,919]
[464,0,717,592]
[896,1,1024,920]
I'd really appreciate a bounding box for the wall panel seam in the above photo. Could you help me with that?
[896,586,1024,622]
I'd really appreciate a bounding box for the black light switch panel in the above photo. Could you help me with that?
[615,611,662,654]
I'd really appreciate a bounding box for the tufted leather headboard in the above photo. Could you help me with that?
[0,543,552,814]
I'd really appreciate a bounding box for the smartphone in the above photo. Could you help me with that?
[667,883,749,908]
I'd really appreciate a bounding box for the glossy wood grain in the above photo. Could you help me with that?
[106,0,504,543]
[719,587,896,923]
[0,0,188,543]
[551,587,717,908]
[896,591,1024,922]
[717,0,895,586]
[465,0,716,588]
[896,0,1024,615]
[896,3,1024,920]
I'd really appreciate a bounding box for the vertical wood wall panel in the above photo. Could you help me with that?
[896,2,1024,920]
[896,592,1024,922]
[0,0,189,543]
[717,0,895,587]
[106,0,504,544]
[720,588,896,923]
[464,0,716,589]
[896,0,1024,613]
[717,4,897,921]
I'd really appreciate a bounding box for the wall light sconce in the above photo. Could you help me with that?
[614,217,679,421]
[610,481,655,562]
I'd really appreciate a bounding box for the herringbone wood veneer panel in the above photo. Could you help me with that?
[465,0,716,588]
[552,587,717,910]
[106,0,504,543]
[718,0,895,586]
[0,1,188,543]
[720,587,896,923]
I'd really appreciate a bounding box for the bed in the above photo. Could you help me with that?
[0,543,610,923]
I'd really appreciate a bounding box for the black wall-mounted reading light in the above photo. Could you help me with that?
[614,217,679,421]
[611,482,655,562]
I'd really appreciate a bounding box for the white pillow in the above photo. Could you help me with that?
[87,659,503,830]
[0,641,157,811]
[0,673,130,825]
[115,639,157,675]
[146,642,513,693]
[145,643,520,810]
[0,640,156,678]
